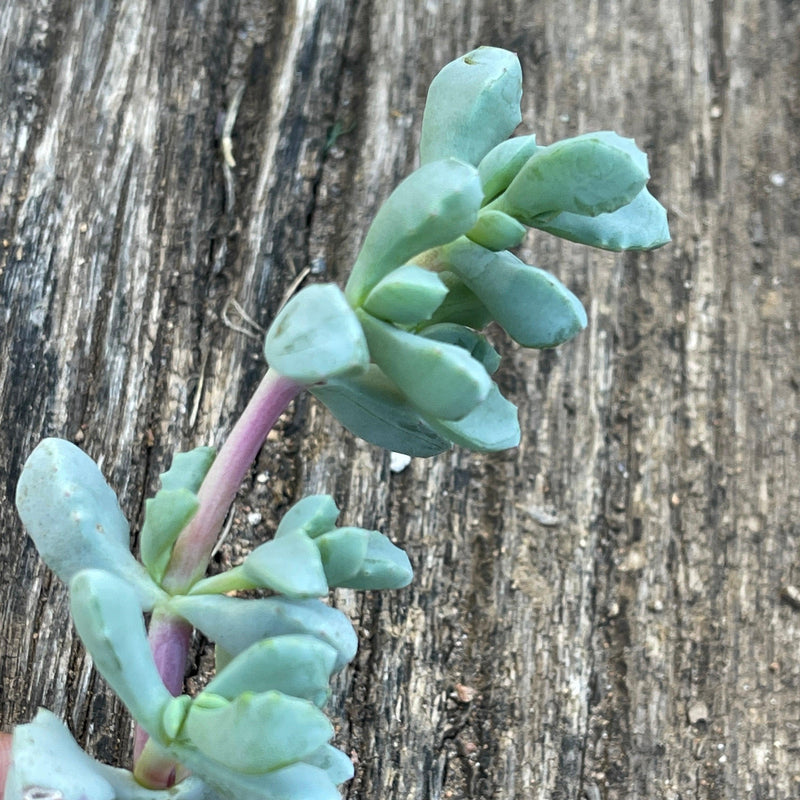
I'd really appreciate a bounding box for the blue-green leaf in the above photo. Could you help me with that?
[168,594,358,671]
[362,264,448,325]
[344,158,483,305]
[358,309,491,420]
[466,208,526,250]
[488,131,650,222]
[15,438,161,609]
[264,284,369,384]
[5,709,115,800]
[310,366,451,457]
[477,134,538,202]
[442,238,587,348]
[70,570,173,738]
[423,381,520,452]
[205,635,337,708]
[532,187,671,251]
[249,762,341,800]
[333,531,413,590]
[419,323,501,374]
[314,527,369,586]
[167,755,341,800]
[184,690,333,774]
[420,47,522,166]
[140,489,198,584]
[303,745,355,786]
[159,447,216,493]
[242,531,329,598]
[427,271,493,329]
[275,494,340,539]
[7,710,213,800]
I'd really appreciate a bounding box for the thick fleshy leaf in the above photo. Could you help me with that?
[8,711,207,800]
[303,745,355,786]
[419,323,501,374]
[242,531,329,598]
[168,594,358,671]
[5,709,115,800]
[477,133,538,201]
[427,272,493,329]
[140,488,198,584]
[362,264,448,325]
[247,762,340,800]
[70,570,173,737]
[358,309,491,420]
[98,764,209,800]
[466,208,526,250]
[8,716,206,800]
[159,447,216,493]
[442,238,587,348]
[419,47,522,166]
[275,494,340,539]
[334,531,413,590]
[310,367,450,457]
[315,527,369,586]
[424,382,520,452]
[184,690,333,774]
[532,187,671,251]
[165,752,341,800]
[15,438,160,609]
[488,131,650,223]
[205,635,337,708]
[161,695,192,742]
[344,158,483,305]
[264,284,368,384]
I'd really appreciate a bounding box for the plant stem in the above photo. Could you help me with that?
[133,368,302,786]
[162,368,302,595]
[133,608,192,787]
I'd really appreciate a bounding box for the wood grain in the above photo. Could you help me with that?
[1,1,798,798]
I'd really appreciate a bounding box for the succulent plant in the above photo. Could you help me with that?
[7,46,668,800]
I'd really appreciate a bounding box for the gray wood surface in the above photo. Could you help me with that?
[2,1,799,798]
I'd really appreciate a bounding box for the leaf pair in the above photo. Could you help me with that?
[5,710,208,800]
[140,446,216,584]
[7,706,350,800]
[478,130,670,251]
[68,568,355,798]
[188,494,413,597]
[310,338,520,457]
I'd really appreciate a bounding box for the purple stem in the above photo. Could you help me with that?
[134,368,302,785]
[163,368,302,595]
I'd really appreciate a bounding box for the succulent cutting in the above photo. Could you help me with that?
[5,46,668,800]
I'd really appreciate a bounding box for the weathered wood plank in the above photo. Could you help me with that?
[1,1,798,798]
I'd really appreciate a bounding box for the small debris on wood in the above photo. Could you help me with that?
[390,452,412,473]
[455,683,476,703]
[524,505,561,527]
[780,585,800,610]
[688,700,710,725]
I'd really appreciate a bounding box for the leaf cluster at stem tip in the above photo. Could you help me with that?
[264,45,669,457]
